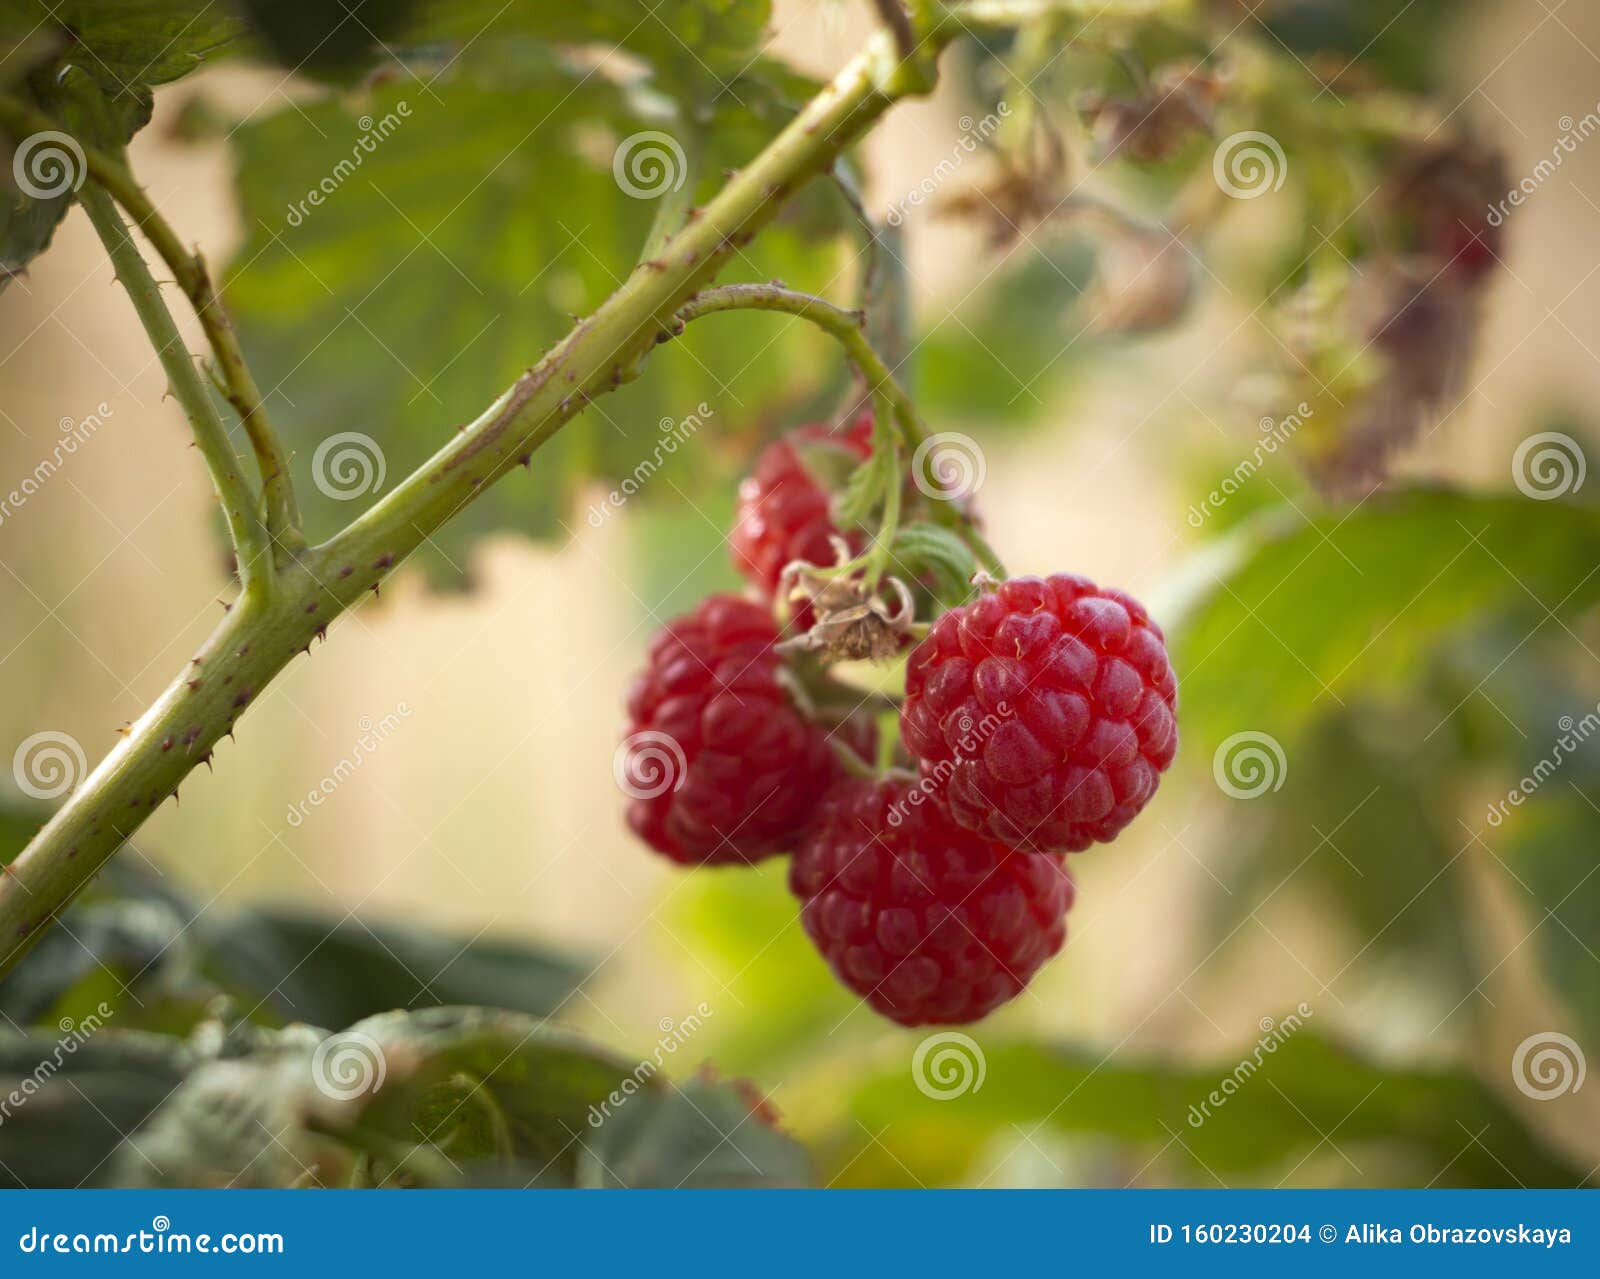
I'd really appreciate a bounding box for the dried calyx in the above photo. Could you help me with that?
[779,549,918,662]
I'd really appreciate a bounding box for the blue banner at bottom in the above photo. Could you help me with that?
[2,1190,1594,1273]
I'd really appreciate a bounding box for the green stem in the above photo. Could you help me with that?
[667,283,1001,577]
[638,116,703,264]
[79,183,272,598]
[0,96,301,551]
[0,33,937,977]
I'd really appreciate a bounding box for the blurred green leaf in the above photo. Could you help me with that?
[112,1004,804,1187]
[578,1079,808,1187]
[1261,0,1488,94]
[407,0,772,85]
[203,905,590,1027]
[1164,490,1600,756]
[666,861,851,1073]
[15,1,239,89]
[847,1028,1586,1188]
[0,851,591,1036]
[1,0,238,280]
[1209,712,1476,999]
[224,52,846,583]
[1500,781,1600,1052]
[0,1030,190,1188]
[915,243,1095,420]
[233,0,424,81]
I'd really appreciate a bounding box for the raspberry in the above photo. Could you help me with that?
[622,593,836,865]
[900,574,1178,854]
[790,778,1074,1026]
[730,416,873,628]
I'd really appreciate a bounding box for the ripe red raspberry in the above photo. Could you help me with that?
[730,416,873,627]
[900,574,1178,854]
[621,593,835,865]
[790,778,1073,1026]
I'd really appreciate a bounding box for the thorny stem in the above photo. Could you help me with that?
[0,31,944,975]
[78,183,272,598]
[0,95,302,552]
[872,0,921,63]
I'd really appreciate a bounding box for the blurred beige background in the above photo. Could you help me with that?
[2,0,1598,1162]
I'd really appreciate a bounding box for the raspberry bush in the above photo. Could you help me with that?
[2,0,1591,1195]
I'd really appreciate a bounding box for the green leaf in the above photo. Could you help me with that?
[1163,490,1600,756]
[1500,781,1600,1052]
[0,0,232,282]
[15,1,239,90]
[846,1028,1586,1188]
[202,905,590,1028]
[112,1005,797,1187]
[664,861,854,1073]
[0,1029,190,1187]
[233,0,423,81]
[223,55,846,583]
[891,521,978,601]
[1207,712,1476,999]
[578,1080,809,1187]
[405,0,772,84]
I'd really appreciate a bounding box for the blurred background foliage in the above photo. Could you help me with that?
[1,0,1598,1186]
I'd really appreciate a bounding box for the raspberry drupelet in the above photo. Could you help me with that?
[789,777,1074,1026]
[899,574,1178,854]
[622,593,836,865]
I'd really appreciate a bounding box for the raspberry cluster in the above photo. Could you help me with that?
[617,420,1179,1025]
